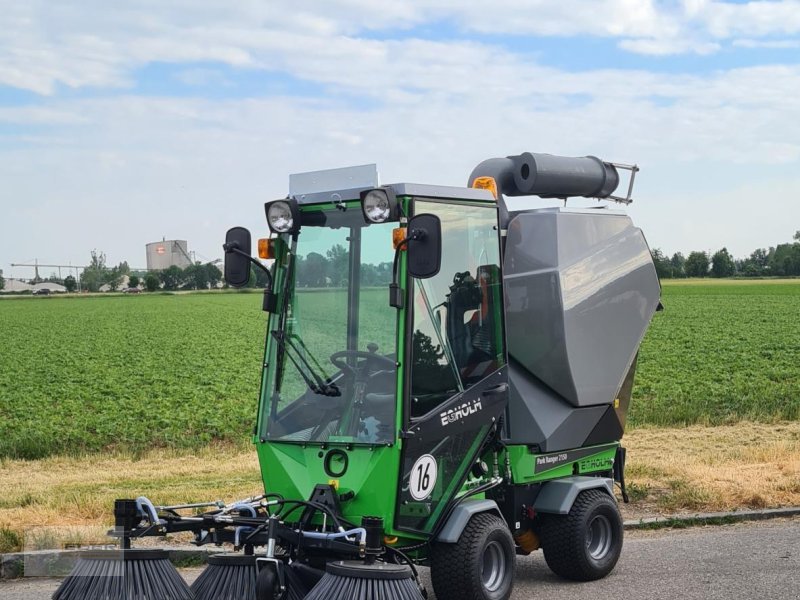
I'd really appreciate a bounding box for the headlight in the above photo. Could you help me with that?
[360,188,397,223]
[265,200,300,234]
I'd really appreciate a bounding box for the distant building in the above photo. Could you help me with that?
[146,239,192,271]
[32,282,66,293]
[1,279,33,293]
[99,275,132,292]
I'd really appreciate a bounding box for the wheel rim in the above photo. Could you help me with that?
[586,514,613,560]
[481,540,507,592]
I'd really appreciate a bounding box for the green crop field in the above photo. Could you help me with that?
[631,280,800,426]
[1,280,798,459]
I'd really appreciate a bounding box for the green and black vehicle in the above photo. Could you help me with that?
[71,152,661,600]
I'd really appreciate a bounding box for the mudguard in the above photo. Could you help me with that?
[436,499,503,543]
[534,476,614,515]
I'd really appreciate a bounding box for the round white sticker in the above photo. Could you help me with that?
[409,454,438,501]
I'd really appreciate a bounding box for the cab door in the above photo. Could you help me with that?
[396,199,508,535]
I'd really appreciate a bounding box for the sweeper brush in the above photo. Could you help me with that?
[191,554,259,600]
[78,152,659,600]
[304,562,425,600]
[52,550,193,600]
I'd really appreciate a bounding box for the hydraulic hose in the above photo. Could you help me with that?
[302,527,367,545]
[136,496,165,526]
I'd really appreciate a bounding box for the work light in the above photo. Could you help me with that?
[360,188,397,223]
[265,200,300,234]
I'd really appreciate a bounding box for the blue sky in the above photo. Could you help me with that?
[1,0,799,278]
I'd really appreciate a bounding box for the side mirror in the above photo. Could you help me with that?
[406,214,442,279]
[223,227,252,288]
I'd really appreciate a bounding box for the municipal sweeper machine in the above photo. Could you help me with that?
[55,152,661,600]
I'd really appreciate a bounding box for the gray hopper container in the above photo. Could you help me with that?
[504,208,660,417]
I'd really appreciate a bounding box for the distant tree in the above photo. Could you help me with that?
[711,248,736,278]
[144,272,160,292]
[81,250,109,292]
[650,248,672,279]
[0,273,5,291]
[183,263,209,290]
[794,231,800,242]
[205,263,222,288]
[105,266,124,291]
[769,243,800,277]
[326,244,349,287]
[63,275,77,292]
[303,252,329,287]
[159,265,184,290]
[128,274,140,289]
[685,251,710,278]
[670,252,686,278]
[738,248,769,277]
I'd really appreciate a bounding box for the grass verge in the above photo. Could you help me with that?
[0,422,798,552]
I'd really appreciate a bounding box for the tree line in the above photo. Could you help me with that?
[292,244,393,288]
[652,231,800,279]
[77,250,224,292]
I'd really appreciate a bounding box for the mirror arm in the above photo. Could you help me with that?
[223,245,274,290]
[223,244,278,312]
[388,229,426,309]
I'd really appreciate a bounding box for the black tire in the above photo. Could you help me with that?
[430,513,516,600]
[539,488,623,581]
[256,564,281,600]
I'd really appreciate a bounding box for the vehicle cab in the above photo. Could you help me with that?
[224,165,508,542]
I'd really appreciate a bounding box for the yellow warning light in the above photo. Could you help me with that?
[392,227,407,250]
[472,176,498,200]
[383,536,398,545]
[328,479,340,490]
[258,238,276,260]
[614,398,620,409]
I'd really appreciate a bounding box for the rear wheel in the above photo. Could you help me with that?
[539,488,623,581]
[431,513,515,600]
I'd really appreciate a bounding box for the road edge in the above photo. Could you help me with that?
[624,506,800,530]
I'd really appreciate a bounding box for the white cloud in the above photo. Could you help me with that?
[2,1,800,98]
[697,0,800,38]
[2,51,800,268]
[733,38,800,49]
[618,38,720,56]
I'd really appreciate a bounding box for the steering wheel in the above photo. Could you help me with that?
[330,349,395,375]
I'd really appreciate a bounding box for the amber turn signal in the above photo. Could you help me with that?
[472,176,498,199]
[258,238,276,260]
[392,227,407,250]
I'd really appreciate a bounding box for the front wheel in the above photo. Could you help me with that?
[431,513,515,600]
[256,564,282,600]
[539,488,623,581]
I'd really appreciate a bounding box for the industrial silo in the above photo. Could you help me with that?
[145,239,193,271]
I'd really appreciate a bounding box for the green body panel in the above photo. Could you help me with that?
[256,442,417,538]
[505,442,619,484]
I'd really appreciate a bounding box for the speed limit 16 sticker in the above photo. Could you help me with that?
[409,454,438,501]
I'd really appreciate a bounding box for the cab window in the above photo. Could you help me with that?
[409,200,505,419]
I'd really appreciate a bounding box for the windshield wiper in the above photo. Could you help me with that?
[271,331,340,397]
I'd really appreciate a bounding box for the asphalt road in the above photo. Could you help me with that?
[2,518,798,600]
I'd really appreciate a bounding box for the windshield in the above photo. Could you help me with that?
[263,208,398,445]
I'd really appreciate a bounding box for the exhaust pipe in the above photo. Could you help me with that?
[469,152,621,199]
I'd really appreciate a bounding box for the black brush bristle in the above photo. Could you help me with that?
[191,554,257,600]
[52,549,193,600]
[305,561,425,600]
